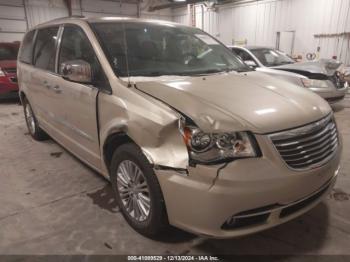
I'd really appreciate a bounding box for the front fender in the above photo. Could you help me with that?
[98,87,189,176]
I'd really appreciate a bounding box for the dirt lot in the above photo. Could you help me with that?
[0,94,350,257]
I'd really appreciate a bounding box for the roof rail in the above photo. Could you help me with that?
[69,15,85,18]
[47,15,85,22]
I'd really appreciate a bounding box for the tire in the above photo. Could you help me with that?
[110,143,169,237]
[23,97,48,141]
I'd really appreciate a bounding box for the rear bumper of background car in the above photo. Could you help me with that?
[155,134,341,238]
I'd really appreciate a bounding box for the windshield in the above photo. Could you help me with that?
[250,48,295,67]
[0,45,18,61]
[91,21,250,77]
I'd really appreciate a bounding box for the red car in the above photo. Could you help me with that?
[0,42,20,98]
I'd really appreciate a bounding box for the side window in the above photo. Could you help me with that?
[59,25,105,87]
[263,52,276,64]
[19,30,36,64]
[234,48,254,62]
[33,27,59,71]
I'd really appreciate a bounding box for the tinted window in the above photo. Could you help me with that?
[250,48,294,67]
[19,30,35,63]
[33,27,59,71]
[92,22,250,77]
[233,48,254,61]
[59,25,105,86]
[0,45,18,60]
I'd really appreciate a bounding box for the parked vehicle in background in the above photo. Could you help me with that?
[229,45,348,103]
[18,17,341,238]
[341,67,350,85]
[0,42,19,98]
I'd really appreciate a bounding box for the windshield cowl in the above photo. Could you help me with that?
[119,68,251,83]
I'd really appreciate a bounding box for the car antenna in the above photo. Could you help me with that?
[122,22,132,88]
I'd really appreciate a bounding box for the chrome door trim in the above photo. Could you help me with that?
[55,25,64,74]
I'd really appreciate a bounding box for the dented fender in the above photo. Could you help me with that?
[98,85,189,176]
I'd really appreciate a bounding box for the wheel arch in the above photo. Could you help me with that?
[19,90,26,104]
[103,132,133,172]
[101,121,189,175]
[102,132,154,174]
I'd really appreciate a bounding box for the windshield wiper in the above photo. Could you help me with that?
[136,68,242,77]
[279,61,293,65]
[236,68,253,72]
[189,68,234,76]
[195,69,224,75]
[270,61,293,66]
[136,71,170,76]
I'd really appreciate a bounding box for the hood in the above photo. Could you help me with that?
[273,59,342,76]
[256,67,306,87]
[0,60,17,70]
[134,71,331,134]
[257,67,306,78]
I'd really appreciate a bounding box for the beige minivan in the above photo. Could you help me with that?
[18,17,341,238]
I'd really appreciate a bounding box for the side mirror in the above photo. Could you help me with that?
[244,60,258,68]
[60,60,92,83]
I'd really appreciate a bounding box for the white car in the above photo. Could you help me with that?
[228,45,348,103]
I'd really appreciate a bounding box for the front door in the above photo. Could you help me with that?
[52,25,108,169]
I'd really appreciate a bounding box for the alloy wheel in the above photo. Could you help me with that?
[25,103,36,134]
[116,160,151,222]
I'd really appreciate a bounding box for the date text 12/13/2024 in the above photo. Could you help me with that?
[127,256,220,261]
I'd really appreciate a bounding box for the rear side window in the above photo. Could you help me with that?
[0,45,18,61]
[19,30,35,64]
[33,27,59,71]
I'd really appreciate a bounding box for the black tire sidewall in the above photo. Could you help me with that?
[23,98,47,141]
[24,99,37,136]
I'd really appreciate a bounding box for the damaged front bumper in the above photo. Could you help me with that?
[154,134,341,238]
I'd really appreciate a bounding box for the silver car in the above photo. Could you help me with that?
[229,46,348,103]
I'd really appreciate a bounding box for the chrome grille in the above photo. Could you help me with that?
[269,114,339,170]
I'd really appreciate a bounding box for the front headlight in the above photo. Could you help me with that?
[301,78,329,88]
[0,68,5,77]
[179,120,259,164]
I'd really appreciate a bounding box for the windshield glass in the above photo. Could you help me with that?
[0,45,18,60]
[91,21,250,77]
[250,48,295,67]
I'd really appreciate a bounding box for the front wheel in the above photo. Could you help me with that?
[110,143,169,237]
[23,98,48,141]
